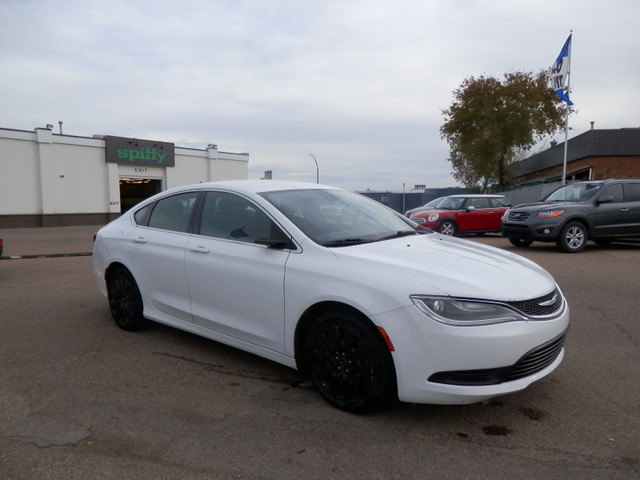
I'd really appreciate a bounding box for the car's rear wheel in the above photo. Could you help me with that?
[107,267,146,331]
[438,220,457,236]
[557,221,587,253]
[509,237,533,248]
[304,312,395,412]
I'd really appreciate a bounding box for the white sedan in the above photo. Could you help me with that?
[92,180,570,412]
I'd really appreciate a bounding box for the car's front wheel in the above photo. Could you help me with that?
[304,312,395,412]
[107,267,146,331]
[557,221,587,253]
[438,220,457,236]
[509,237,533,248]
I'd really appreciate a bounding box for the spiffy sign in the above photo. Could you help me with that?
[105,136,175,167]
[117,146,168,164]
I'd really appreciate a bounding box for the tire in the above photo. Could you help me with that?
[438,220,457,236]
[107,267,146,331]
[556,221,587,253]
[304,312,395,412]
[509,237,533,248]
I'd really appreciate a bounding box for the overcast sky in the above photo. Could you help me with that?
[1,0,638,192]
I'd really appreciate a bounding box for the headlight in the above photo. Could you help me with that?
[410,295,526,326]
[536,209,564,219]
[427,213,439,222]
[501,209,510,222]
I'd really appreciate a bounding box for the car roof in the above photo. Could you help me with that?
[570,178,640,185]
[130,180,341,211]
[446,194,506,198]
[160,180,340,196]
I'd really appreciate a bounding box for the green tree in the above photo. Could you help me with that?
[440,71,568,191]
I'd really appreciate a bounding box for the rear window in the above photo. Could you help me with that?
[147,192,199,233]
[626,183,640,202]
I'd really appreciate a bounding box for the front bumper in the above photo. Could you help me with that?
[502,220,564,241]
[373,299,570,405]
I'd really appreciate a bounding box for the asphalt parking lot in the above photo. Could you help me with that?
[1,226,639,480]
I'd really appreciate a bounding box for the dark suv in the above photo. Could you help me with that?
[501,179,640,252]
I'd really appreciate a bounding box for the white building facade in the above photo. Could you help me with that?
[0,126,249,227]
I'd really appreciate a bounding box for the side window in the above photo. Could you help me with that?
[133,203,154,226]
[601,184,624,203]
[467,198,490,209]
[147,192,198,233]
[625,183,640,202]
[199,191,277,243]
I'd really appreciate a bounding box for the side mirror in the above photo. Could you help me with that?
[256,227,296,249]
[255,238,295,249]
[466,205,476,212]
[596,195,613,205]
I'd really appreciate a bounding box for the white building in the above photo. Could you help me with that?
[0,126,249,227]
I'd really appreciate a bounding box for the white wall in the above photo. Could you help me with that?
[0,130,40,214]
[0,127,249,218]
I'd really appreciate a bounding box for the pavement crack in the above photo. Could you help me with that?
[151,351,298,385]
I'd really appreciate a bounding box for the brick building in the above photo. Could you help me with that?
[512,127,640,184]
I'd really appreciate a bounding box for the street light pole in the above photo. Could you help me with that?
[308,154,319,184]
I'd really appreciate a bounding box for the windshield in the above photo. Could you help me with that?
[425,197,446,208]
[545,183,602,202]
[260,188,426,246]
[436,197,466,210]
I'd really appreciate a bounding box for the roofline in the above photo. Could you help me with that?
[513,127,640,177]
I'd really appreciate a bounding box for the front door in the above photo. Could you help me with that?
[185,191,291,352]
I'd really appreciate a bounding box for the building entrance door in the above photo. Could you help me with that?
[119,178,162,212]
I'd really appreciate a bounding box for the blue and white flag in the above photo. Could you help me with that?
[550,34,573,105]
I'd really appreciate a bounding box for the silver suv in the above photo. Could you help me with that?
[501,179,640,252]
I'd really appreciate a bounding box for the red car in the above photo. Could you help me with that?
[409,194,510,236]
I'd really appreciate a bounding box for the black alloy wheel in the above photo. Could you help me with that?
[557,221,587,253]
[304,312,395,412]
[107,268,146,331]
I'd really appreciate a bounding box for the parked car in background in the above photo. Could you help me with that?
[409,194,510,236]
[502,178,640,253]
[93,181,568,412]
[404,196,446,217]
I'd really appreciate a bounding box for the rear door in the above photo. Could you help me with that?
[590,183,631,237]
[622,182,640,235]
[127,191,199,322]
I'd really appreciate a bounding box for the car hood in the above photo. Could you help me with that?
[330,234,555,301]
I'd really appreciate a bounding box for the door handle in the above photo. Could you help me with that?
[189,245,210,254]
[133,237,147,244]
[620,208,630,212]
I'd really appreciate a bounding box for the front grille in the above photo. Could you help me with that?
[428,330,568,386]
[506,288,564,318]
[506,331,567,381]
[508,211,530,222]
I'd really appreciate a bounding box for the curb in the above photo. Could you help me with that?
[0,252,93,261]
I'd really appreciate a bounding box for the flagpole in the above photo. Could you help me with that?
[561,31,572,185]
[561,106,569,185]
